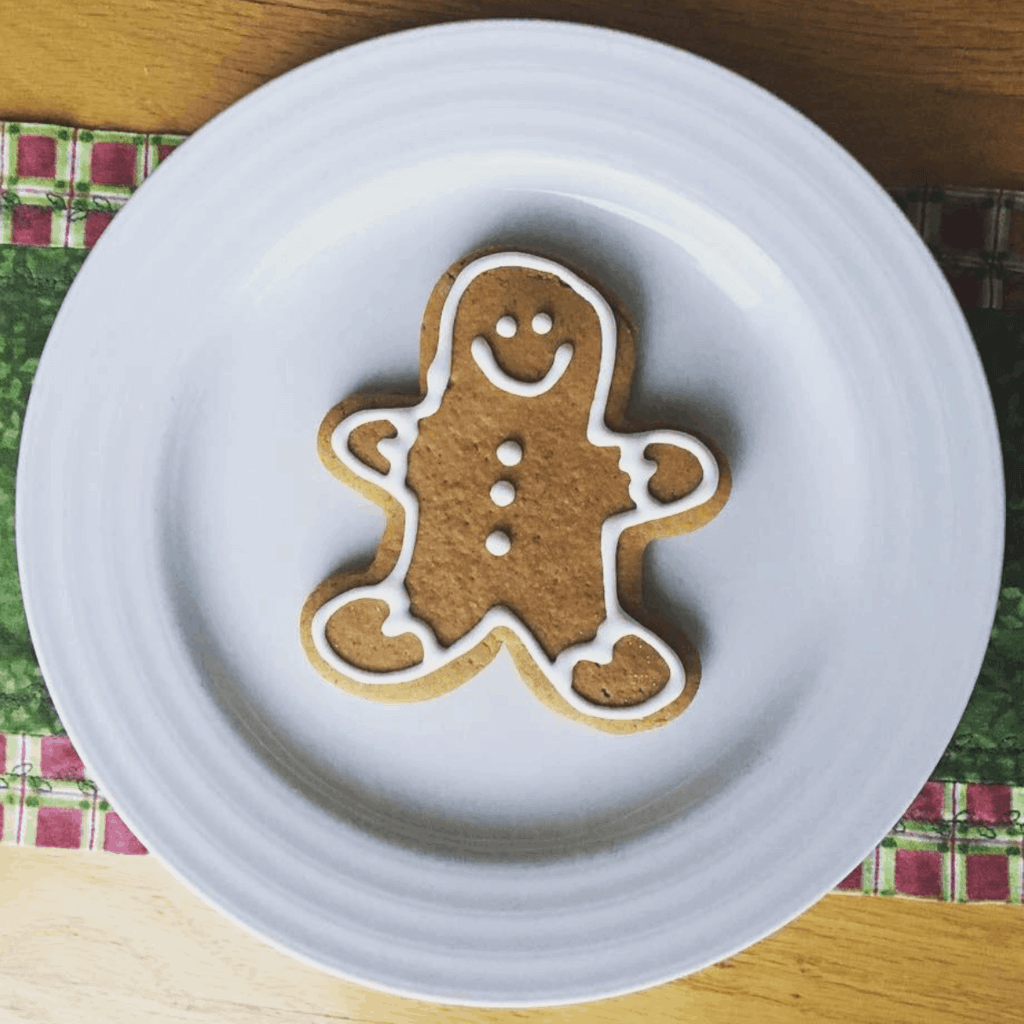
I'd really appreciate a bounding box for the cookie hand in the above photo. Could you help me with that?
[332,408,413,488]
[618,430,719,524]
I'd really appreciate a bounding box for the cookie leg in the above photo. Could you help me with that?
[309,581,445,684]
[553,619,685,718]
[322,594,424,673]
[314,404,453,683]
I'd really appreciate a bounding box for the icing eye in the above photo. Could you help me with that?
[490,480,515,507]
[485,530,512,556]
[531,312,553,334]
[495,315,517,338]
[496,440,522,466]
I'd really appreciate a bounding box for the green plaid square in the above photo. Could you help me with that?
[2,123,73,189]
[880,833,954,901]
[73,129,145,197]
[148,134,185,174]
[3,195,65,247]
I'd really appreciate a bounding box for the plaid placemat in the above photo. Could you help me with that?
[0,122,182,247]
[0,120,1021,902]
[835,781,1024,901]
[891,186,1024,311]
[1,733,145,853]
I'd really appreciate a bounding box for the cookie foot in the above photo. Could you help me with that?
[570,634,671,708]
[323,598,424,673]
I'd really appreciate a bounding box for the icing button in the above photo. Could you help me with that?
[532,312,553,334]
[485,530,512,556]
[490,480,515,507]
[496,440,522,466]
[495,315,517,338]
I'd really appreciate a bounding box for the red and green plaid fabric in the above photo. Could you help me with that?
[1,121,1022,905]
[0,122,182,247]
[835,781,1024,902]
[1,732,145,853]
[6,725,1024,900]
[891,186,1024,311]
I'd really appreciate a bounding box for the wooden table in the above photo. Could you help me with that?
[3,3,1023,1021]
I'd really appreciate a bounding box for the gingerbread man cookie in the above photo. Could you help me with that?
[301,251,730,733]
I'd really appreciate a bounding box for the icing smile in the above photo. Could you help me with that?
[470,336,574,397]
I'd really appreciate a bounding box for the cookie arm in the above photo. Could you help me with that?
[330,407,414,489]
[618,430,720,523]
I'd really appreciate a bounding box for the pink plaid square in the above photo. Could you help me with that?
[40,736,87,780]
[966,784,1012,824]
[103,812,147,854]
[940,206,987,250]
[11,205,52,246]
[16,135,57,178]
[946,269,984,308]
[36,806,82,849]
[904,781,945,820]
[836,865,863,890]
[966,855,1010,901]
[91,141,136,187]
[894,848,943,897]
[84,210,114,248]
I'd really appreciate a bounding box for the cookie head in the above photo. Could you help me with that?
[446,264,607,414]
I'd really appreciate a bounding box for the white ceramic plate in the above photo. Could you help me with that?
[17,20,1003,1007]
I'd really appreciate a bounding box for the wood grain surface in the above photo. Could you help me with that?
[3,1,1024,1021]
[4,0,1024,186]
[2,845,1023,1024]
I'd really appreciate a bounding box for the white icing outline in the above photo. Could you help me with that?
[311,252,720,720]
[471,337,573,397]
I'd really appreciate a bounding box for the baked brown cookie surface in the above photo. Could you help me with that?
[301,251,730,733]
